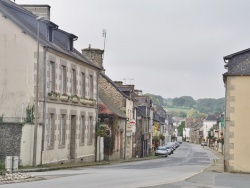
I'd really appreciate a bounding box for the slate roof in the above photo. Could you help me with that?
[185,118,196,128]
[191,119,204,131]
[98,93,127,119]
[205,114,218,121]
[0,0,101,69]
[100,72,129,99]
[223,47,250,76]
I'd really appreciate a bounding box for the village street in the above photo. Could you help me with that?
[1,143,218,188]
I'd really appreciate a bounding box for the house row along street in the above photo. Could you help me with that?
[0,143,226,188]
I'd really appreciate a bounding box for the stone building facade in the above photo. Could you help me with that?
[223,48,250,173]
[0,1,101,165]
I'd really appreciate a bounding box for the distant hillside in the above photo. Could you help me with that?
[145,93,225,116]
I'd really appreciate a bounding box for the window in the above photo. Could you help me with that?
[72,69,76,95]
[89,75,94,99]
[59,114,66,145]
[88,116,93,143]
[69,38,73,51]
[80,116,85,144]
[81,72,85,98]
[49,61,55,92]
[61,66,66,94]
[48,114,54,146]
[48,27,53,42]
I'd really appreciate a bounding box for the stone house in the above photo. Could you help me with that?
[223,47,250,173]
[184,118,196,142]
[82,47,134,160]
[189,119,203,144]
[152,105,167,146]
[203,114,218,142]
[114,82,138,158]
[0,1,101,165]
[134,95,152,157]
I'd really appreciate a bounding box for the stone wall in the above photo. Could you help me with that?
[99,74,126,110]
[0,123,23,162]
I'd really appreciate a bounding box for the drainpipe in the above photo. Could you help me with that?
[223,77,227,172]
[95,70,101,162]
[40,47,48,165]
[124,117,127,160]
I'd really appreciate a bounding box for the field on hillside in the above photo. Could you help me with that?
[163,106,191,113]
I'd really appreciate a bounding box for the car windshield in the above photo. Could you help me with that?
[157,146,166,150]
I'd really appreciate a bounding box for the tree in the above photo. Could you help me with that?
[177,121,185,137]
[187,109,199,118]
[187,109,206,118]
[172,98,185,107]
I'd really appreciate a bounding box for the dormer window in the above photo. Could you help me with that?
[45,21,58,43]
[69,38,73,51]
[69,34,78,52]
[48,26,53,42]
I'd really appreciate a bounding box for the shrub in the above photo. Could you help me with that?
[0,161,5,170]
[0,114,3,123]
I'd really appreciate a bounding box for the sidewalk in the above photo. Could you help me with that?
[19,155,158,173]
[204,146,224,173]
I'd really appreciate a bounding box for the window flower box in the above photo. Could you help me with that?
[48,91,59,100]
[80,98,92,105]
[60,94,69,101]
[71,97,78,103]
[89,99,97,106]
[70,95,79,103]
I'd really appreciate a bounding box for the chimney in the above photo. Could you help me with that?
[134,89,143,96]
[82,45,104,70]
[114,81,123,86]
[21,4,51,20]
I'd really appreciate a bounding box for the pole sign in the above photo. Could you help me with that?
[130,119,136,126]
[221,117,225,127]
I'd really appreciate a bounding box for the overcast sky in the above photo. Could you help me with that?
[16,0,250,99]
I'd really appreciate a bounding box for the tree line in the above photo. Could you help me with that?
[145,94,224,116]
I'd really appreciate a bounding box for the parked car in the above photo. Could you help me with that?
[166,143,175,153]
[165,145,173,155]
[201,142,207,146]
[155,146,168,157]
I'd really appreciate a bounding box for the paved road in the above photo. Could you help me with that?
[1,143,217,188]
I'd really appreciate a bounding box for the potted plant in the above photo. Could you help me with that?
[160,134,165,141]
[48,91,59,100]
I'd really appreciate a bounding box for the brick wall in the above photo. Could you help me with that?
[0,123,22,162]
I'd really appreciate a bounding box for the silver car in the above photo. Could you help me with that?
[155,146,168,157]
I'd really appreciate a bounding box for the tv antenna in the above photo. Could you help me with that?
[122,78,134,84]
[102,29,107,61]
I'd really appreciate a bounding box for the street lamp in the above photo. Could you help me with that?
[33,16,45,166]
